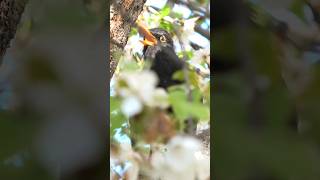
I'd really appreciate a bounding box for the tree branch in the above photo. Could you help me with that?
[0,0,28,65]
[109,0,146,79]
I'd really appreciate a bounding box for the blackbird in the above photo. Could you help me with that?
[137,23,197,134]
[137,23,184,89]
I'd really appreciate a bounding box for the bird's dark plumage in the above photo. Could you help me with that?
[142,28,184,89]
[138,25,197,134]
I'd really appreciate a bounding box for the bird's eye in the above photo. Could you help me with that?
[160,35,166,43]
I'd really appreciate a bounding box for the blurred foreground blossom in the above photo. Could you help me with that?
[194,150,210,180]
[110,135,210,180]
[121,96,143,117]
[110,143,141,180]
[115,70,169,117]
[150,135,210,180]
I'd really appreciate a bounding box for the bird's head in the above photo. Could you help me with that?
[137,22,174,48]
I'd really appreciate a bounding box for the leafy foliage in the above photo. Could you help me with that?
[110,1,210,179]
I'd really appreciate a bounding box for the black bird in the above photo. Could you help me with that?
[137,23,184,89]
[137,23,197,134]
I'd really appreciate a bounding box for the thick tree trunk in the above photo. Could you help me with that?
[110,0,146,79]
[0,0,27,64]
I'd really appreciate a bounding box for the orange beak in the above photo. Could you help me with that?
[137,21,157,46]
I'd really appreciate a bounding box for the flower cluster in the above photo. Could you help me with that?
[114,70,169,117]
[149,136,210,180]
[110,136,210,180]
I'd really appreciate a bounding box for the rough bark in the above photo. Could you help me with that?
[110,0,146,79]
[0,0,27,64]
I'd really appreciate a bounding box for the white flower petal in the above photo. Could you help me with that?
[192,48,210,65]
[183,17,199,32]
[165,136,201,171]
[195,152,210,180]
[121,96,143,117]
[149,136,208,180]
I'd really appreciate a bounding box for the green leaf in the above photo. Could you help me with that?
[186,51,194,59]
[167,84,185,92]
[172,12,183,19]
[159,19,174,32]
[177,51,193,60]
[192,88,202,102]
[110,97,127,136]
[129,27,138,36]
[168,89,209,122]
[189,71,200,88]
[110,96,120,112]
[119,60,141,72]
[172,70,184,81]
[160,5,171,18]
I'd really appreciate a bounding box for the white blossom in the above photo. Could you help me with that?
[116,70,170,111]
[150,135,210,180]
[165,136,200,171]
[110,143,141,180]
[180,17,200,50]
[121,71,158,101]
[192,47,210,65]
[121,96,143,117]
[195,151,210,180]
